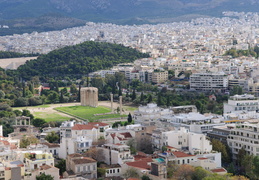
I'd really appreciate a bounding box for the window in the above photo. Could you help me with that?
[117,169,120,173]
[77,167,80,173]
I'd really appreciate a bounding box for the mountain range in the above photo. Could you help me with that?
[0,0,258,35]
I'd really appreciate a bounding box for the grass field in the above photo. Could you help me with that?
[34,112,71,122]
[55,106,125,121]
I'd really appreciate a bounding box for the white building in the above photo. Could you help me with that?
[101,144,134,165]
[227,123,259,159]
[59,122,110,159]
[162,127,212,155]
[224,94,259,114]
[190,72,228,91]
[167,112,225,134]
[134,103,173,124]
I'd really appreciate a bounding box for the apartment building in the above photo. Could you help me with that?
[162,127,212,155]
[151,70,168,84]
[227,123,259,159]
[101,144,134,165]
[223,94,259,113]
[190,72,228,91]
[65,153,97,179]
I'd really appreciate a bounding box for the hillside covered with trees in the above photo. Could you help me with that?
[18,41,149,79]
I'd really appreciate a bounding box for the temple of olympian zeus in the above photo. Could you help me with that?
[80,87,98,107]
[80,87,123,115]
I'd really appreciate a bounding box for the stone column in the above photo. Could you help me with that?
[111,94,113,112]
[119,96,122,115]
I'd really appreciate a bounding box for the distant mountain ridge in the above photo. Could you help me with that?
[0,0,258,22]
[0,0,258,36]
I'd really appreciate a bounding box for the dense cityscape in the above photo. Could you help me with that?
[0,11,259,180]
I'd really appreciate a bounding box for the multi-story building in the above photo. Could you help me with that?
[60,122,109,159]
[223,94,259,113]
[151,70,168,84]
[227,123,259,159]
[21,151,55,171]
[101,144,134,165]
[27,143,60,158]
[162,127,212,155]
[207,125,234,144]
[134,103,173,124]
[0,161,25,180]
[65,153,97,179]
[190,72,228,91]
[168,112,225,134]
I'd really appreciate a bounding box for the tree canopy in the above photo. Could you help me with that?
[18,41,149,79]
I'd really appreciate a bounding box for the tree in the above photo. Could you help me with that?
[20,136,39,148]
[173,164,195,180]
[83,147,105,162]
[123,168,139,179]
[55,159,66,176]
[142,175,151,180]
[211,139,232,164]
[203,174,228,180]
[167,161,178,178]
[32,118,46,127]
[70,84,77,94]
[28,96,43,106]
[0,90,5,99]
[127,113,133,123]
[59,91,64,103]
[253,156,259,177]
[157,93,162,106]
[140,92,144,103]
[36,173,54,180]
[45,131,59,143]
[147,94,152,103]
[14,97,28,106]
[241,154,255,179]
[97,168,106,178]
[231,175,249,180]
[132,89,136,100]
[237,147,246,167]
[47,91,59,103]
[127,139,137,154]
[192,166,211,180]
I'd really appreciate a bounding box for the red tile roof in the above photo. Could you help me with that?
[172,151,195,158]
[210,168,227,173]
[134,155,147,161]
[68,153,82,158]
[41,142,60,148]
[126,158,153,170]
[198,157,208,160]
[72,124,96,130]
[0,140,10,146]
[73,157,96,165]
[110,133,116,139]
[88,122,109,126]
[120,132,132,138]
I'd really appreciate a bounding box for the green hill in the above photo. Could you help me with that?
[17,41,149,79]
